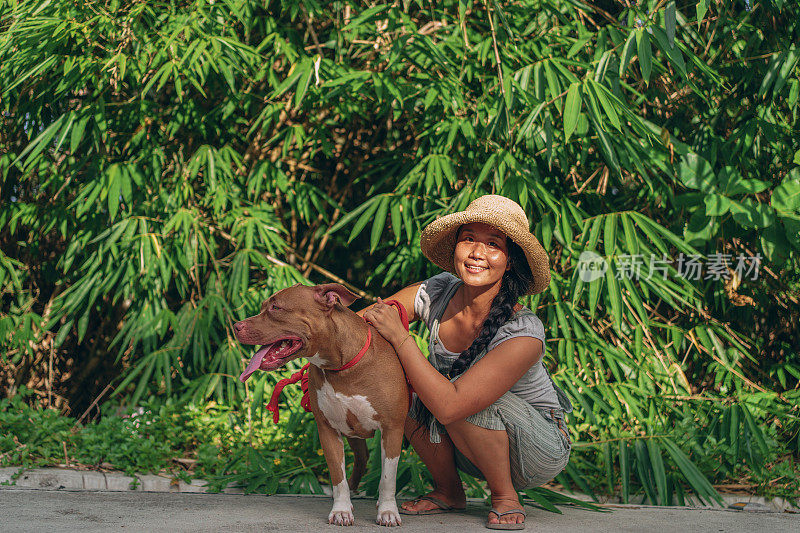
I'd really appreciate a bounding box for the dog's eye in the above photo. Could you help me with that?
[270,303,281,311]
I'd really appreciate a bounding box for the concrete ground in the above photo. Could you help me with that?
[1,487,799,533]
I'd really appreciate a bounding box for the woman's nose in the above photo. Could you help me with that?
[469,243,487,257]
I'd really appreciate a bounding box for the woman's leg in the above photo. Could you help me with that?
[400,415,466,512]
[444,419,525,526]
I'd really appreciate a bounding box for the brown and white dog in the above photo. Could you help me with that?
[234,283,410,526]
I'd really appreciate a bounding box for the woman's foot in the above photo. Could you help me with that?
[400,489,466,514]
[487,497,525,526]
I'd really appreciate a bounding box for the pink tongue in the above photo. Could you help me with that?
[239,346,271,383]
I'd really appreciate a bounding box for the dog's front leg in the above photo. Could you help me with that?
[376,427,403,526]
[317,419,353,526]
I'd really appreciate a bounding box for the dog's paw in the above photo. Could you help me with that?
[328,508,355,526]
[376,503,402,527]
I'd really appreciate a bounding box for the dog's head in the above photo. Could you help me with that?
[234,283,359,382]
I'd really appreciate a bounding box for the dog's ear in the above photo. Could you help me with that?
[313,284,360,309]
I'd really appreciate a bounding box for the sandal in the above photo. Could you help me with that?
[399,494,466,515]
[486,508,526,530]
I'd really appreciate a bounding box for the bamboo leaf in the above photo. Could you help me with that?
[637,30,653,84]
[740,403,769,459]
[604,263,622,334]
[564,82,582,142]
[620,440,630,504]
[604,214,617,257]
[587,106,621,176]
[619,32,637,78]
[328,200,374,235]
[665,2,677,48]
[294,60,313,109]
[758,53,785,98]
[697,0,710,27]
[603,441,614,494]
[401,196,414,244]
[390,200,402,245]
[621,214,639,256]
[16,115,65,169]
[634,439,658,505]
[647,439,669,506]
[370,195,390,253]
[589,81,621,131]
[342,4,391,31]
[524,489,562,514]
[661,438,723,505]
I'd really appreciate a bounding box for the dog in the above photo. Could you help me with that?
[235,283,410,526]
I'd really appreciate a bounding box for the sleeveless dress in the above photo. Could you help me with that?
[409,272,572,489]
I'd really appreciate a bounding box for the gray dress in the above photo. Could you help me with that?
[410,272,572,489]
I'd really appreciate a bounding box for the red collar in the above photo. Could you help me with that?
[327,299,408,372]
[328,319,371,372]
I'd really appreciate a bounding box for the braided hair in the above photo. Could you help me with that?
[413,226,533,435]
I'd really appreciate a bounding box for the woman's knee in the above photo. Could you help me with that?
[443,418,509,459]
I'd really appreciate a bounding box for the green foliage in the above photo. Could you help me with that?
[0,388,324,487]
[1,389,181,478]
[0,390,603,511]
[2,0,800,506]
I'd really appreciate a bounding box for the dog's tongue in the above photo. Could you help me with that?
[239,345,271,383]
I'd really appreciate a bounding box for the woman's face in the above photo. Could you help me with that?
[453,222,511,288]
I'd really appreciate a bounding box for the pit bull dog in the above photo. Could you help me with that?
[234,283,410,527]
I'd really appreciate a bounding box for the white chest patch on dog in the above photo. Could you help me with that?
[316,379,380,437]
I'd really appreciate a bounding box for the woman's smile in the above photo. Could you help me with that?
[465,263,488,274]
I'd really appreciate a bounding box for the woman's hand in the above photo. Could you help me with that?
[363,297,408,348]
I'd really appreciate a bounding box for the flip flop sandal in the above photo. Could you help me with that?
[399,494,466,515]
[486,508,526,530]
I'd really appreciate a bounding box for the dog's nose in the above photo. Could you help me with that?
[233,321,245,333]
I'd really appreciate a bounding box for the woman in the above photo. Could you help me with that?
[359,195,572,530]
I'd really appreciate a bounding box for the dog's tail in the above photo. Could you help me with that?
[346,436,368,490]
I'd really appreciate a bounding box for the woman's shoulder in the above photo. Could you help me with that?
[488,306,546,351]
[413,272,459,324]
[511,307,545,336]
[418,271,459,297]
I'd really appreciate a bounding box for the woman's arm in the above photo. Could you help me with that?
[394,334,543,425]
[355,281,423,322]
[363,298,543,424]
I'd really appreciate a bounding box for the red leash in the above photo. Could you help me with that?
[266,300,410,424]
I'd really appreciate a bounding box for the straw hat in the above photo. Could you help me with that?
[420,195,551,295]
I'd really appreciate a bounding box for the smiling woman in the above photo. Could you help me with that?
[361,195,572,530]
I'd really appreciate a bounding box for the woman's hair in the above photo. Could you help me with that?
[413,225,533,434]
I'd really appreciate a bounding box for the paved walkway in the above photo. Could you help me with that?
[1,487,799,532]
[1,467,798,532]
